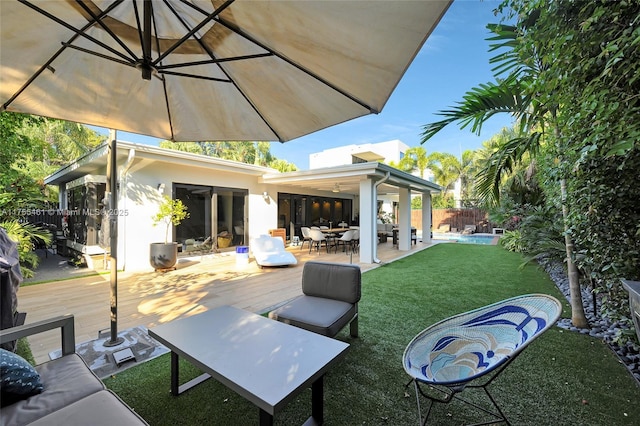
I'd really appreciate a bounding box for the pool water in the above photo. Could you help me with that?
[433,233,499,245]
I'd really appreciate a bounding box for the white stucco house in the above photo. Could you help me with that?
[45,141,440,271]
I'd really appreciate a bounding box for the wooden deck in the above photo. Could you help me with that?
[18,240,436,363]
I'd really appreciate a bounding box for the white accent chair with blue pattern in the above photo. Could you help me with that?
[403,294,562,425]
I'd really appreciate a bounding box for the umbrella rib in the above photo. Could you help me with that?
[61,43,136,68]
[157,53,272,70]
[3,0,131,111]
[159,0,282,140]
[158,70,230,83]
[152,0,235,67]
[213,16,378,114]
[18,0,133,64]
[75,0,139,61]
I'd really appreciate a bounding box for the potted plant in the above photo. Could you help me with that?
[149,195,189,270]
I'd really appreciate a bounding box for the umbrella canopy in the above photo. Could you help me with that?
[1,0,451,142]
[1,0,451,346]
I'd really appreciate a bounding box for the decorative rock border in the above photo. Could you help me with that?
[538,258,640,385]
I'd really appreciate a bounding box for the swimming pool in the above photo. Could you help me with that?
[432,233,499,245]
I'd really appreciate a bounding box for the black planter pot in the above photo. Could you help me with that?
[149,242,178,270]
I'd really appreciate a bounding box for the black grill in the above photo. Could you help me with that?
[1,227,26,352]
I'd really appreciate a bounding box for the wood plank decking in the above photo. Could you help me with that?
[18,240,435,363]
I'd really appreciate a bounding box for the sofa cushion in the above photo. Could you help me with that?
[28,390,148,426]
[1,354,105,426]
[302,261,361,303]
[269,296,357,337]
[0,348,44,407]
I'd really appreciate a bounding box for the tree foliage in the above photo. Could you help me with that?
[420,2,593,326]
[501,0,640,339]
[159,140,297,171]
[0,113,75,276]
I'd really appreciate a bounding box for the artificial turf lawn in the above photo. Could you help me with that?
[105,244,640,425]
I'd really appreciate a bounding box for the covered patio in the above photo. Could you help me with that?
[20,238,437,364]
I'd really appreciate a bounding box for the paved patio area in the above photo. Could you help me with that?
[18,239,437,364]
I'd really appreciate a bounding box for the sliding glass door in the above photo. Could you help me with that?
[174,183,247,250]
[213,186,247,247]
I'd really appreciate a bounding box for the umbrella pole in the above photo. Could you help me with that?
[104,130,124,347]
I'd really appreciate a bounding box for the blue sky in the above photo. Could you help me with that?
[106,0,513,170]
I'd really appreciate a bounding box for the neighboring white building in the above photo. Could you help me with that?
[309,140,410,169]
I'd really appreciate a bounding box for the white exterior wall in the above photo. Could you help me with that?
[118,160,276,271]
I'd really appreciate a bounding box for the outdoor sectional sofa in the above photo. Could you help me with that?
[0,315,148,426]
[376,222,395,242]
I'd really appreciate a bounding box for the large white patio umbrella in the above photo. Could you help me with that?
[0,0,451,344]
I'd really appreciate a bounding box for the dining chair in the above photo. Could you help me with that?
[300,227,313,250]
[335,229,355,254]
[351,229,360,253]
[309,228,333,254]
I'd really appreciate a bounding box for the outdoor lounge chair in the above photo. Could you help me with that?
[250,235,297,269]
[268,261,361,338]
[183,236,213,254]
[462,225,477,235]
[403,293,562,425]
[437,224,451,233]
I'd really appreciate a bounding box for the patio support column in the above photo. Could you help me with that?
[359,179,374,263]
[398,187,411,251]
[422,192,432,244]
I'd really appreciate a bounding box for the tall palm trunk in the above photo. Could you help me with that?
[553,121,588,327]
[560,177,588,327]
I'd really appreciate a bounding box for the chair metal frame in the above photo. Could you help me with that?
[308,228,335,254]
[300,226,313,250]
[403,294,562,426]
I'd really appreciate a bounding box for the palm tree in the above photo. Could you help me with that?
[396,146,434,178]
[253,141,273,166]
[427,152,459,193]
[420,22,587,327]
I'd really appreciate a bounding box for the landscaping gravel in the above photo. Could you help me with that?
[539,258,640,384]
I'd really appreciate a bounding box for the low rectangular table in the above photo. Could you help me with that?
[148,305,349,425]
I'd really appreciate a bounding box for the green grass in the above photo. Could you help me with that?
[21,270,110,287]
[104,245,640,425]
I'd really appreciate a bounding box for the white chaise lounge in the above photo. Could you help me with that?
[250,235,297,269]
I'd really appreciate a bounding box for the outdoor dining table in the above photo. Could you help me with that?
[320,228,349,235]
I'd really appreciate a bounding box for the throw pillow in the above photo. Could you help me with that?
[0,348,44,407]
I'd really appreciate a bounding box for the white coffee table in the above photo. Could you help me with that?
[148,305,350,425]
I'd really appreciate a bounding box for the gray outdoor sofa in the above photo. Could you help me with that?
[0,315,148,426]
[268,261,361,338]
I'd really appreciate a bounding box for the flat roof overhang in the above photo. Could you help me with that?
[260,162,441,196]
[45,142,442,197]
[44,141,274,186]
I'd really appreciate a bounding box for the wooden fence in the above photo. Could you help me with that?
[411,208,493,234]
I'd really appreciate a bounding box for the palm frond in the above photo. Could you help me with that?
[486,24,522,77]
[421,78,527,142]
[475,132,542,206]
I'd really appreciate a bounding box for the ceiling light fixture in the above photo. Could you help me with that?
[332,183,340,193]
